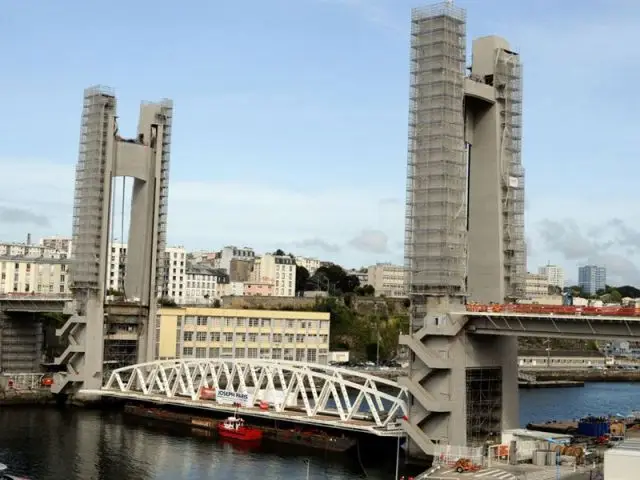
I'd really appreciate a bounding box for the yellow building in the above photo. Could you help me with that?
[0,256,70,295]
[156,307,331,364]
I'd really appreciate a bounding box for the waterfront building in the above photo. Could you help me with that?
[155,307,331,364]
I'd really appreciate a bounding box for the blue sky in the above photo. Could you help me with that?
[1,0,639,285]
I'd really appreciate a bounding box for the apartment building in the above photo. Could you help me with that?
[0,256,70,295]
[295,256,320,275]
[229,258,253,282]
[155,307,331,364]
[524,273,549,298]
[164,246,187,301]
[40,236,73,257]
[244,281,274,296]
[251,254,296,297]
[538,264,565,289]
[107,242,127,292]
[184,264,228,304]
[366,263,406,297]
[213,246,255,273]
[0,240,70,260]
[579,265,607,296]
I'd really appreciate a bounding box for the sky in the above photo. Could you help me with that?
[1,0,639,285]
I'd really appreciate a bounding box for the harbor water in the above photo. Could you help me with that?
[1,382,639,479]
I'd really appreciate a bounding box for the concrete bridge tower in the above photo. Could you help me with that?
[400,2,525,456]
[53,86,173,393]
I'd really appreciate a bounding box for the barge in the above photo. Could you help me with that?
[123,404,356,453]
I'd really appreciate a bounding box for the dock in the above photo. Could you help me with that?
[519,380,585,389]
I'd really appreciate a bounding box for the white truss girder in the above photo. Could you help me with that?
[104,359,409,428]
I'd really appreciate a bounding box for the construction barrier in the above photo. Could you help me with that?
[432,444,483,467]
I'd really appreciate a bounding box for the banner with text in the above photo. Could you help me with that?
[216,389,253,407]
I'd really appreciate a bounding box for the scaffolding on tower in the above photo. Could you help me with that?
[495,50,525,300]
[404,2,468,325]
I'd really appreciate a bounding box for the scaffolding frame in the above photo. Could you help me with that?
[71,86,116,292]
[405,2,467,324]
[495,51,525,300]
[466,367,503,446]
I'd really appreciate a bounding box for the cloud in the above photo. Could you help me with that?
[0,206,50,227]
[348,229,389,254]
[537,218,640,285]
[0,158,404,268]
[293,238,340,253]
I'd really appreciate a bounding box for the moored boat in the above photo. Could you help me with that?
[217,415,263,442]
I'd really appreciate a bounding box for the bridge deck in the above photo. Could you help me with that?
[459,311,640,340]
[82,389,404,437]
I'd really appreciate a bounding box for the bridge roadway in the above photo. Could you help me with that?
[79,358,409,438]
[2,295,640,340]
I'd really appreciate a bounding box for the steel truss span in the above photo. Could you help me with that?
[103,359,409,429]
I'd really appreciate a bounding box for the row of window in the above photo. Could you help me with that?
[182,330,328,344]
[180,346,327,362]
[182,316,328,329]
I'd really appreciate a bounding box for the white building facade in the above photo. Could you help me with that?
[525,273,549,298]
[366,263,406,297]
[214,246,255,273]
[0,257,70,295]
[295,256,320,275]
[251,254,296,297]
[538,264,565,289]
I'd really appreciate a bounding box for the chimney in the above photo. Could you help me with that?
[26,233,31,245]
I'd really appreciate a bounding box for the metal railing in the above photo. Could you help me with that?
[1,372,48,390]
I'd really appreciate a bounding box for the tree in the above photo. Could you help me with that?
[356,284,375,296]
[547,285,562,295]
[338,274,360,294]
[295,265,310,295]
[309,265,360,295]
[617,285,640,298]
[273,249,285,256]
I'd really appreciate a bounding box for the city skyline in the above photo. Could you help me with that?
[1,0,639,283]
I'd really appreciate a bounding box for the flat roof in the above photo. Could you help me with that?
[503,428,572,440]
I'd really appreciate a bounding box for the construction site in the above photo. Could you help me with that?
[400,1,526,456]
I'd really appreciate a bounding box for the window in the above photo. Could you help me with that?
[247,348,258,359]
[248,318,259,327]
[273,334,282,343]
[210,332,220,342]
[182,347,194,356]
[295,349,305,361]
[248,333,258,343]
[197,316,207,326]
[307,349,317,362]
[196,332,207,342]
[223,333,233,342]
[296,334,304,343]
[195,347,207,358]
[261,319,271,327]
[183,331,194,342]
[208,347,220,358]
[236,318,245,327]
[236,333,246,343]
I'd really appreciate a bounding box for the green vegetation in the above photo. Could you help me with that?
[566,284,639,302]
[311,296,409,361]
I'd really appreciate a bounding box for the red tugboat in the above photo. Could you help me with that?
[218,415,263,442]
